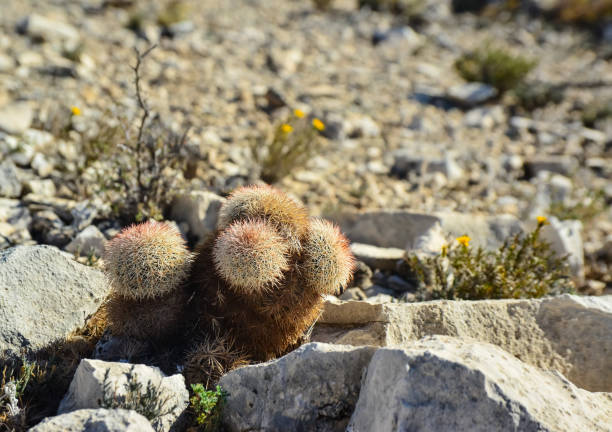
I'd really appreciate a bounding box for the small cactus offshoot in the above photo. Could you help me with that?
[301,218,355,295]
[213,219,290,295]
[217,185,309,254]
[103,221,192,300]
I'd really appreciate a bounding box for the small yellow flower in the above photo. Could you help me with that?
[281,123,293,133]
[536,216,548,226]
[312,118,325,131]
[456,235,471,247]
[70,106,81,116]
[294,109,305,118]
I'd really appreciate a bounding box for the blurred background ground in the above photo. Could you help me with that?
[0,0,610,292]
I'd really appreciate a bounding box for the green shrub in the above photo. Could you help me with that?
[455,44,536,93]
[513,82,564,111]
[404,218,575,300]
[251,110,325,184]
[581,100,612,128]
[358,0,425,20]
[99,367,177,424]
[189,384,227,432]
[312,0,334,10]
[557,0,612,24]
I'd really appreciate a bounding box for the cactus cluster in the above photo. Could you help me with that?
[102,185,355,385]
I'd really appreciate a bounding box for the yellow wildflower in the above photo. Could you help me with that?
[281,123,293,133]
[312,118,325,131]
[456,235,471,247]
[70,106,81,116]
[294,109,305,118]
[536,216,548,226]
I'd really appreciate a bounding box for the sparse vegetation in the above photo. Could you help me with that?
[99,367,177,425]
[513,82,564,111]
[548,190,606,222]
[157,0,189,27]
[455,44,536,93]
[581,100,612,128]
[0,305,108,431]
[312,0,334,11]
[251,110,326,184]
[556,0,612,24]
[82,46,190,223]
[189,384,227,432]
[357,0,426,23]
[404,218,575,300]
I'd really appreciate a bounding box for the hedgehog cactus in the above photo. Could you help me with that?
[189,185,356,362]
[217,184,309,254]
[104,221,192,300]
[103,221,192,341]
[212,219,290,294]
[301,218,355,295]
[100,185,356,381]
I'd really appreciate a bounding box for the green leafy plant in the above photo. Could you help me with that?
[405,218,575,300]
[189,384,227,432]
[251,110,325,183]
[99,367,177,425]
[455,44,536,93]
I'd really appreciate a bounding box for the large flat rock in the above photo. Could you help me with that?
[0,245,109,357]
[220,340,611,432]
[219,343,377,432]
[58,359,188,432]
[347,336,612,432]
[335,210,523,250]
[312,294,612,392]
[29,408,154,432]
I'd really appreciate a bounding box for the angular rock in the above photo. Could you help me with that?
[524,155,578,178]
[30,408,155,432]
[541,217,584,283]
[350,243,405,271]
[0,245,108,357]
[24,178,56,196]
[65,225,106,257]
[23,194,78,221]
[170,190,225,243]
[447,82,497,107]
[18,14,80,43]
[59,359,188,432]
[391,151,463,181]
[0,160,22,198]
[31,153,54,177]
[347,336,612,432]
[336,210,522,251]
[0,102,33,135]
[29,209,73,247]
[219,343,377,432]
[312,295,612,392]
[0,198,32,246]
[71,201,99,231]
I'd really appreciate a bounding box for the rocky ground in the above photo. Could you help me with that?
[0,0,611,430]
